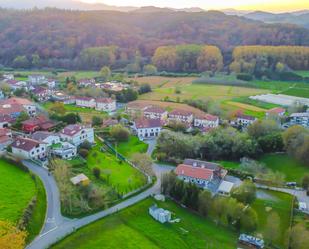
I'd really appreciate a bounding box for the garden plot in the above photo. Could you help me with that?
[250,94,309,106]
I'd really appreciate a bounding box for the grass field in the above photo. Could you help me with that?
[281,87,309,98]
[115,136,148,159]
[86,140,147,195]
[52,198,238,249]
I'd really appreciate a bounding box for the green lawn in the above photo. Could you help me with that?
[281,87,309,98]
[260,154,309,184]
[52,198,238,249]
[114,136,148,159]
[252,190,293,248]
[86,141,147,195]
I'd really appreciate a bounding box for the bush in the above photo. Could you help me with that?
[110,125,130,142]
[92,167,101,179]
[79,148,89,158]
[236,73,253,81]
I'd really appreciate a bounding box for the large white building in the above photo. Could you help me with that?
[95,98,116,112]
[235,114,257,127]
[11,137,47,161]
[133,118,162,141]
[60,124,94,146]
[194,113,219,128]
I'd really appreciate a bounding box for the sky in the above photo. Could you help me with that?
[82,0,309,12]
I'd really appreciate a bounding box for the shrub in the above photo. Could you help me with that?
[92,167,101,179]
[79,148,89,158]
[236,73,253,81]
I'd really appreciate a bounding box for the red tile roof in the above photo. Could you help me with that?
[0,103,24,115]
[195,113,218,121]
[96,98,114,104]
[237,114,256,121]
[144,106,166,114]
[4,97,33,105]
[267,107,285,114]
[75,96,95,101]
[135,118,162,129]
[12,137,42,152]
[175,164,214,180]
[169,109,193,117]
[0,115,14,123]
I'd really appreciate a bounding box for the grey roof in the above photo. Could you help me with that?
[32,131,56,141]
[183,159,221,170]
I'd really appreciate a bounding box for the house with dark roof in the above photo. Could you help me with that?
[60,124,94,146]
[132,117,162,141]
[11,137,47,161]
[32,86,52,102]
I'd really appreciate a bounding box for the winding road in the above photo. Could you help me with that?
[25,139,173,249]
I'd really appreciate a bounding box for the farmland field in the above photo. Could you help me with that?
[281,87,309,98]
[52,198,238,249]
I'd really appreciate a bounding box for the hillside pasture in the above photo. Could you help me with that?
[131,76,198,89]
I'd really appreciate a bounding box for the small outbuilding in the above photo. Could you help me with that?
[217,181,234,196]
[149,205,171,223]
[70,174,90,186]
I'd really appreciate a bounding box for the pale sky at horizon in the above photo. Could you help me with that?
[81,0,309,12]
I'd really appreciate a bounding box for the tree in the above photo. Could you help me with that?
[0,220,27,249]
[110,125,130,142]
[62,113,81,124]
[12,55,30,69]
[138,84,151,94]
[13,111,29,129]
[92,116,103,127]
[143,64,157,75]
[286,224,309,249]
[198,190,212,217]
[232,180,256,204]
[48,102,66,115]
[264,212,280,245]
[131,153,154,176]
[31,54,40,68]
[100,66,111,80]
[247,119,281,139]
[302,174,309,190]
[92,167,101,179]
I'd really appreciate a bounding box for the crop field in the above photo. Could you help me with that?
[131,76,198,89]
[52,198,237,249]
[281,87,309,98]
[224,101,267,112]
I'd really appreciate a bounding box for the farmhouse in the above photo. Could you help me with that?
[75,96,96,108]
[175,159,227,192]
[149,205,171,223]
[266,107,285,117]
[60,124,94,146]
[132,117,162,141]
[194,113,219,128]
[0,128,12,151]
[143,106,168,120]
[95,98,116,112]
[22,116,59,133]
[31,131,61,146]
[11,137,47,161]
[168,109,194,124]
[289,112,309,128]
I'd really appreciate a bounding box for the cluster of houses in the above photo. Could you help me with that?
[78,79,129,92]
[127,103,219,141]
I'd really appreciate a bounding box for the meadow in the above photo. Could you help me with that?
[51,198,238,249]
[114,135,148,159]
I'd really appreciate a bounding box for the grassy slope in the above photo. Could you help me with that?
[87,142,146,195]
[115,136,148,159]
[0,160,36,222]
[52,198,237,249]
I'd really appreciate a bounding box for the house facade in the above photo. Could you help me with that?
[168,109,194,124]
[133,118,162,141]
[194,114,219,128]
[95,98,116,112]
[31,131,61,147]
[266,107,286,117]
[28,75,46,85]
[0,128,12,151]
[3,97,36,117]
[60,124,94,146]
[50,142,77,159]
[290,112,309,128]
[11,137,47,161]
[235,114,257,127]
[143,106,168,120]
[75,97,96,108]
[32,87,51,102]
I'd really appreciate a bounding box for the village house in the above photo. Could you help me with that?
[5,79,28,91]
[11,137,48,161]
[132,117,162,141]
[32,86,51,102]
[0,115,14,128]
[102,118,119,128]
[126,102,151,116]
[31,131,61,146]
[1,97,36,117]
[78,79,95,87]
[22,116,59,133]
[194,113,219,128]
[46,79,57,89]
[289,112,309,128]
[95,98,116,112]
[50,142,77,159]
[168,109,194,124]
[70,174,90,186]
[175,159,227,192]
[149,205,171,224]
[0,128,12,151]
[75,96,96,108]
[234,114,257,127]
[60,124,94,146]
[266,107,286,117]
[143,106,168,120]
[28,74,46,85]
[52,91,76,105]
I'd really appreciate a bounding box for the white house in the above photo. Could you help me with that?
[75,97,96,108]
[50,141,77,159]
[5,80,28,91]
[168,109,194,124]
[78,79,95,87]
[60,124,94,146]
[95,98,116,112]
[149,205,171,223]
[133,118,162,141]
[290,112,309,128]
[31,131,61,147]
[11,137,47,161]
[235,114,257,127]
[28,75,46,85]
[32,87,52,102]
[47,79,56,89]
[0,128,12,151]
[144,106,168,120]
[194,113,219,128]
[217,181,234,196]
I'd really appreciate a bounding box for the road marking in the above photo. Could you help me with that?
[39,226,58,237]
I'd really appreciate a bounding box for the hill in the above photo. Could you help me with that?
[0,8,309,69]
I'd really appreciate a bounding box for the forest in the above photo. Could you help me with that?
[1,8,309,70]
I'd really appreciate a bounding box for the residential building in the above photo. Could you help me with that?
[32,86,51,102]
[266,107,285,117]
[126,102,151,115]
[175,159,227,192]
[194,113,219,128]
[52,91,76,105]
[238,234,264,249]
[149,205,171,223]
[47,79,56,89]
[235,114,257,127]
[75,97,96,108]
[132,117,162,141]
[95,98,116,112]
[0,128,12,151]
[60,124,94,146]
[0,115,14,128]
[50,142,77,159]
[144,106,168,120]
[3,74,14,80]
[217,181,234,196]
[5,79,27,91]
[11,137,47,161]
[78,79,95,87]
[31,131,61,146]
[102,118,119,128]
[168,109,194,124]
[290,112,309,128]
[70,174,90,186]
[28,74,46,85]
[22,116,59,133]
[2,97,36,117]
